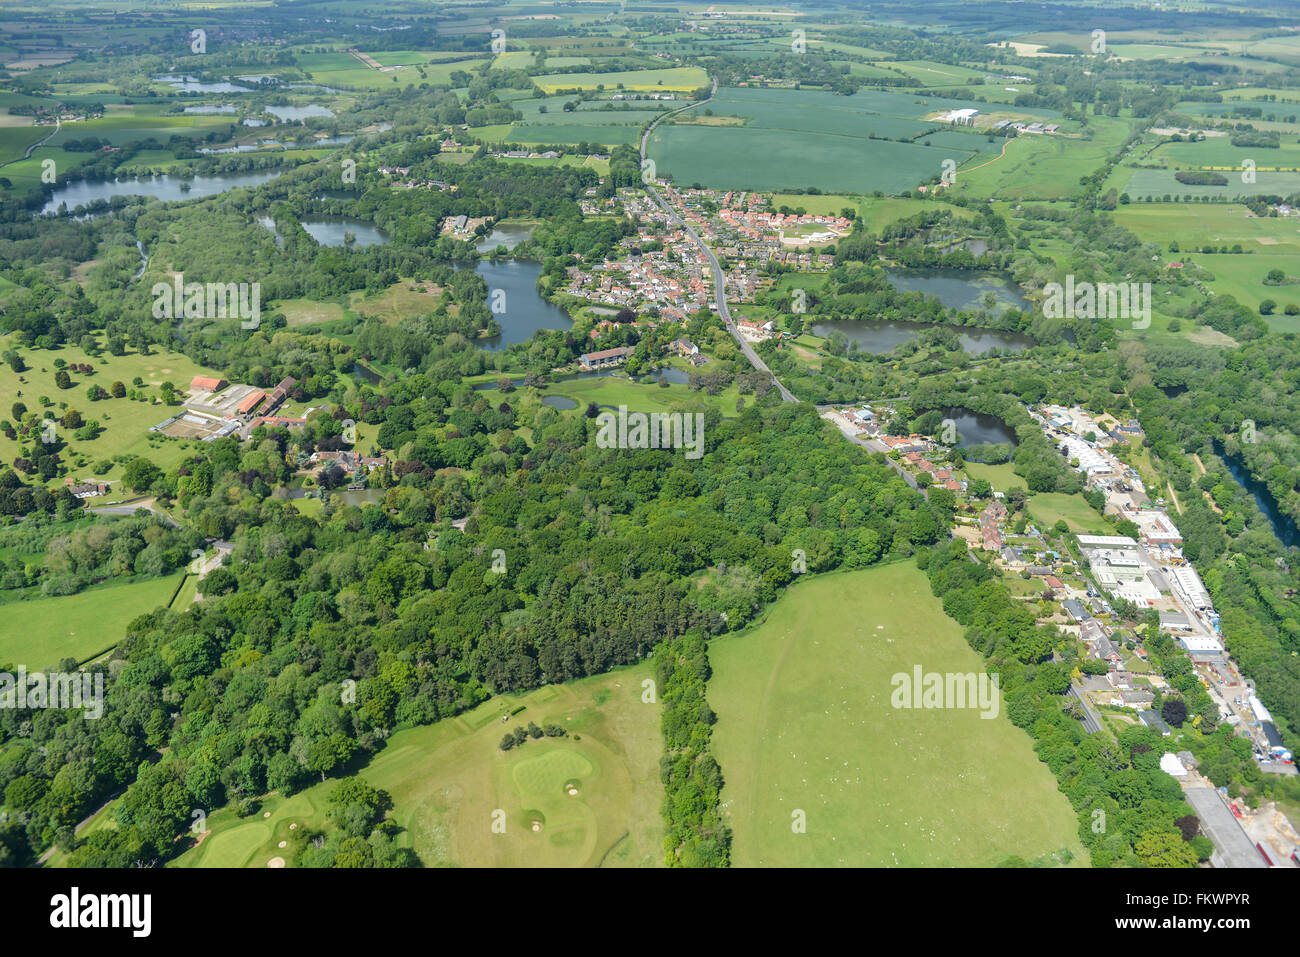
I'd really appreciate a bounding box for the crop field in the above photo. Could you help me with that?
[1147,137,1300,170]
[708,563,1087,867]
[1120,168,1300,201]
[532,67,708,94]
[0,572,184,670]
[649,87,1002,193]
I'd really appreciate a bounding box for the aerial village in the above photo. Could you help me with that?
[825,399,1294,788]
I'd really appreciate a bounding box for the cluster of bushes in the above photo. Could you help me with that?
[499,721,566,751]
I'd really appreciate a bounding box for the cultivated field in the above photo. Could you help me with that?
[708,562,1087,867]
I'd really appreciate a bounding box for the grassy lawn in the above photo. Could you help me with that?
[0,573,184,670]
[709,562,1087,867]
[1027,492,1111,535]
[172,663,663,868]
[0,338,223,481]
[962,461,1026,492]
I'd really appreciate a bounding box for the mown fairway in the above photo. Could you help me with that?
[709,563,1087,867]
[173,664,664,868]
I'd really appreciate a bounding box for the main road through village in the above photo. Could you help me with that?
[639,79,798,404]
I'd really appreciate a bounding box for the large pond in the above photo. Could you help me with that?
[940,406,1019,448]
[885,268,1030,314]
[477,223,535,252]
[475,259,572,350]
[41,169,284,215]
[266,104,335,122]
[153,74,254,93]
[301,217,388,248]
[810,318,1032,355]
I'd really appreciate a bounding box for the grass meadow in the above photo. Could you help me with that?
[708,562,1087,867]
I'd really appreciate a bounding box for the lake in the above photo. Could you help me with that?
[810,318,1032,355]
[153,75,253,93]
[301,217,388,248]
[266,104,335,122]
[542,395,579,410]
[477,223,535,252]
[41,169,284,215]
[182,105,237,114]
[475,259,573,350]
[885,268,1029,314]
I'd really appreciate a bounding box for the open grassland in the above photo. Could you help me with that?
[173,665,663,868]
[0,573,184,670]
[1112,203,1300,254]
[956,117,1134,200]
[1194,253,1300,332]
[709,563,1087,867]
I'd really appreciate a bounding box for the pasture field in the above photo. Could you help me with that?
[1193,253,1300,332]
[891,60,989,84]
[0,572,184,670]
[956,117,1134,200]
[533,68,708,94]
[1111,203,1300,254]
[962,461,1026,492]
[708,563,1087,867]
[510,123,640,146]
[1148,137,1300,171]
[172,664,664,868]
[0,337,222,477]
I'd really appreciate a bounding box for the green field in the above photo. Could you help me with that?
[0,338,225,479]
[172,664,663,868]
[1027,492,1111,535]
[709,563,1087,867]
[533,68,708,94]
[1112,203,1300,254]
[0,573,184,669]
[957,116,1135,200]
[650,86,1060,194]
